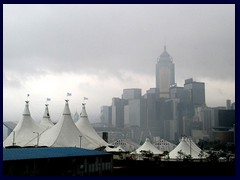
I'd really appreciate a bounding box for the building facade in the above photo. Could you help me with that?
[122,88,142,100]
[156,46,175,98]
[100,106,112,127]
[112,98,127,128]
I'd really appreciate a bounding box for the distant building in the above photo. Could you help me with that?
[169,86,184,100]
[122,89,144,128]
[193,106,235,143]
[111,98,127,128]
[99,45,234,146]
[162,99,179,142]
[100,106,112,127]
[214,109,235,128]
[122,88,141,100]
[156,45,175,98]
[184,78,205,107]
[226,99,231,110]
[124,99,141,127]
[142,88,161,138]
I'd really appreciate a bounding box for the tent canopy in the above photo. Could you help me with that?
[169,137,208,159]
[132,138,163,155]
[75,103,109,147]
[38,100,99,149]
[3,101,45,147]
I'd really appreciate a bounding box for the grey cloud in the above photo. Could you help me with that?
[3,4,235,81]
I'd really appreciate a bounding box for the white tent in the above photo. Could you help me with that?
[3,101,45,147]
[38,100,99,149]
[75,103,109,147]
[105,146,125,152]
[132,138,163,155]
[39,104,54,129]
[169,137,208,159]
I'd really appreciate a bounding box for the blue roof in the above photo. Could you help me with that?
[3,147,110,161]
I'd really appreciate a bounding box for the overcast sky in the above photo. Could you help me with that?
[3,4,235,123]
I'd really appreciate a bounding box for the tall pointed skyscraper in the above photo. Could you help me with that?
[156,45,175,98]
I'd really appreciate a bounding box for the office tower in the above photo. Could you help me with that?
[112,98,127,128]
[156,45,175,98]
[162,99,179,142]
[184,78,205,107]
[100,106,112,127]
[142,88,161,138]
[169,86,184,100]
[122,88,142,127]
[122,88,142,100]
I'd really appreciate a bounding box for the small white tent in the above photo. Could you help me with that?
[105,146,125,152]
[3,101,45,147]
[169,137,208,159]
[75,103,109,147]
[132,138,163,155]
[38,100,99,149]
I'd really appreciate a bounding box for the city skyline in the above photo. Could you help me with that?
[3,4,235,123]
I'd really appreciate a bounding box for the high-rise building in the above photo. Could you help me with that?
[122,88,142,127]
[162,98,179,142]
[142,88,161,138]
[169,86,184,100]
[156,45,175,98]
[184,78,205,107]
[100,106,112,127]
[122,88,142,100]
[124,99,141,127]
[111,98,127,128]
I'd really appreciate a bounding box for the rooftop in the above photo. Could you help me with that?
[3,147,110,161]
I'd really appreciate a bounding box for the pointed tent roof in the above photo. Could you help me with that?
[169,137,208,159]
[75,103,109,147]
[132,138,163,154]
[39,104,54,129]
[38,100,99,149]
[3,101,45,147]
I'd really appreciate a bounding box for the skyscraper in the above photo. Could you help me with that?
[122,88,142,100]
[156,45,175,98]
[184,78,205,107]
[100,106,112,127]
[111,98,127,128]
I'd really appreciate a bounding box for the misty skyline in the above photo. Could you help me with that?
[3,4,235,123]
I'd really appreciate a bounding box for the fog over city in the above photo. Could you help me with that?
[3,4,235,123]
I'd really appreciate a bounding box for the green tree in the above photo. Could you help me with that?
[177,150,185,160]
[198,150,204,161]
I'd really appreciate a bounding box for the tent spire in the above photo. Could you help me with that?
[43,104,50,118]
[63,100,71,115]
[80,103,88,118]
[23,101,31,116]
[26,93,30,101]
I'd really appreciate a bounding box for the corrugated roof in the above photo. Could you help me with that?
[3,147,110,161]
